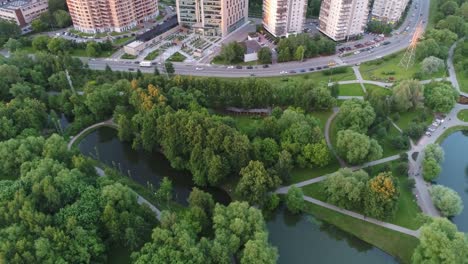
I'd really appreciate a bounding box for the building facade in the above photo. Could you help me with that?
[0,0,48,27]
[262,0,307,37]
[371,0,409,24]
[176,0,248,37]
[66,0,158,33]
[318,0,370,41]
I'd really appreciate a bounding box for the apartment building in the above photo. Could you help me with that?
[262,0,307,37]
[0,0,48,27]
[318,0,370,41]
[372,0,409,24]
[67,0,158,33]
[176,0,248,37]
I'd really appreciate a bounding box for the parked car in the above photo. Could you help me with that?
[309,68,315,71]
[263,64,269,68]
[247,66,253,69]
[236,65,243,69]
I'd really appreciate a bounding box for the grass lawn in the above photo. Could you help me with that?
[144,50,160,60]
[457,110,468,122]
[455,69,468,93]
[378,124,405,158]
[113,36,135,46]
[290,159,341,184]
[338,83,365,96]
[69,49,114,58]
[309,110,333,131]
[302,202,419,263]
[167,52,186,62]
[360,52,446,82]
[121,53,137,60]
[391,109,433,131]
[364,84,392,95]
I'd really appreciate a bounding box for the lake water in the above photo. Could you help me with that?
[79,127,396,263]
[436,131,468,231]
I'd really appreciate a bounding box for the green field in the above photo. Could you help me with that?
[290,160,341,184]
[391,109,433,131]
[144,50,160,60]
[113,36,135,46]
[338,83,365,96]
[457,110,468,122]
[364,84,392,95]
[360,52,446,82]
[167,52,186,62]
[121,53,137,60]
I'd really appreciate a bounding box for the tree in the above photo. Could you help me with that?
[32,35,50,51]
[336,130,383,164]
[285,186,304,213]
[336,99,376,133]
[430,185,463,217]
[48,0,67,13]
[367,20,393,35]
[423,157,441,181]
[155,177,173,204]
[240,232,278,264]
[47,37,70,54]
[257,47,272,64]
[0,64,22,99]
[31,18,48,32]
[440,1,458,16]
[165,62,175,75]
[424,83,458,113]
[421,56,445,74]
[188,187,215,216]
[53,10,71,28]
[412,218,468,263]
[86,41,100,57]
[424,143,444,163]
[364,172,399,219]
[4,38,21,52]
[392,80,424,112]
[252,137,279,167]
[323,169,369,210]
[294,45,305,61]
[219,41,245,63]
[236,161,280,206]
[0,20,21,46]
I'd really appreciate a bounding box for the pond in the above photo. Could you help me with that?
[79,127,396,263]
[436,131,468,231]
[78,127,231,205]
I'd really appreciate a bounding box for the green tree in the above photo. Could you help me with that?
[165,61,175,75]
[0,20,21,46]
[31,18,48,32]
[236,161,280,206]
[240,232,278,264]
[257,47,272,64]
[422,157,441,181]
[440,1,458,15]
[424,83,459,113]
[421,56,445,74]
[412,218,468,263]
[252,137,279,167]
[323,169,369,210]
[48,0,67,13]
[285,186,304,214]
[219,41,245,63]
[336,99,376,133]
[430,185,463,217]
[155,177,173,204]
[392,80,424,112]
[32,35,50,51]
[4,38,21,52]
[294,45,305,61]
[336,130,383,165]
[86,41,101,57]
[53,10,71,28]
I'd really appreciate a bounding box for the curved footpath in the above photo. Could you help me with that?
[447,38,468,97]
[68,120,162,220]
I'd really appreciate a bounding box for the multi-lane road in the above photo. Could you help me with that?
[84,0,430,77]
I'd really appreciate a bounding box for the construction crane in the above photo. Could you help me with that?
[399,22,424,69]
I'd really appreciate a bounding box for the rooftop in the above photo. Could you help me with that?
[126,40,145,48]
[0,0,33,9]
[244,40,262,54]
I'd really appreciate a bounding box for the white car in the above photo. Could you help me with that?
[354,51,361,55]
[425,132,432,137]
[227,65,234,69]
[432,122,439,127]
[195,67,203,71]
[428,127,436,132]
[280,71,287,74]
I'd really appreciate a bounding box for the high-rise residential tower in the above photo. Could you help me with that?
[176,0,248,37]
[371,0,409,24]
[262,0,307,37]
[67,0,158,33]
[318,0,370,41]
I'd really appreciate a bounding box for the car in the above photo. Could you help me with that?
[309,68,315,71]
[383,41,391,45]
[227,65,234,69]
[300,69,306,72]
[316,66,322,70]
[236,65,243,69]
[128,68,135,71]
[247,66,253,69]
[289,70,296,73]
[280,70,287,74]
[134,61,140,64]
[425,132,432,137]
[354,51,361,55]
[323,66,329,69]
[195,67,203,70]
[428,127,436,132]
[250,73,256,76]
[263,64,269,68]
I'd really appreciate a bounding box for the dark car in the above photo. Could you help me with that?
[247,66,253,69]
[300,69,306,72]
[309,68,315,71]
[316,66,322,70]
[128,68,135,71]
[236,65,243,69]
[323,66,329,69]
[134,61,140,64]
[289,70,296,74]
[383,41,391,45]
[263,64,269,68]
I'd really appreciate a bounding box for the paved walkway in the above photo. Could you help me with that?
[337,96,364,100]
[67,119,117,149]
[324,107,347,167]
[332,78,447,89]
[69,121,162,220]
[352,66,367,94]
[447,38,468,97]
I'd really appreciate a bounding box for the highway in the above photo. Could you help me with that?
[85,0,430,78]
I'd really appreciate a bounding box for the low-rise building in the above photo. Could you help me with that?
[0,0,48,27]
[243,40,262,62]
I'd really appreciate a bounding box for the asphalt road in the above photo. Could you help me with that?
[84,0,429,77]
